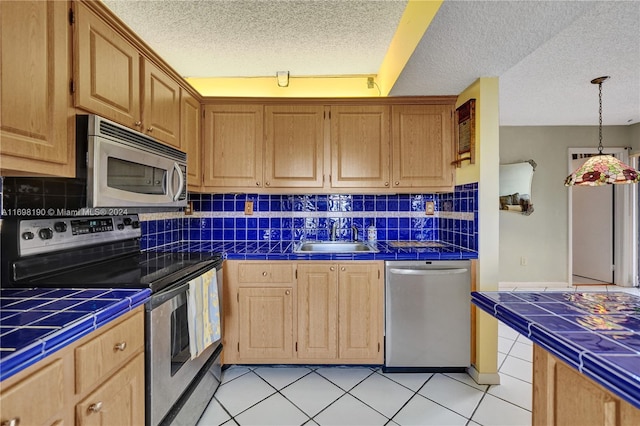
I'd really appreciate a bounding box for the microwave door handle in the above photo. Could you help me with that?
[172,162,185,201]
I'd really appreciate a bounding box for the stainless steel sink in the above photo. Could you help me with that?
[293,241,379,253]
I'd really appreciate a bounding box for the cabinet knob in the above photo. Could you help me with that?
[285,290,290,295]
[384,182,389,187]
[262,271,268,276]
[147,127,154,132]
[114,342,127,351]
[341,267,346,271]
[394,181,400,186]
[330,266,335,271]
[265,181,270,186]
[134,121,142,127]
[88,402,103,413]
[256,182,260,186]
[1,418,20,426]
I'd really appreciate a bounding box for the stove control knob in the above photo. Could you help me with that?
[123,217,132,226]
[54,221,67,233]
[38,228,54,240]
[117,223,125,230]
[131,221,140,229]
[22,231,35,240]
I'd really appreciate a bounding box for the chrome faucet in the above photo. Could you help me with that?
[351,226,358,242]
[330,222,338,241]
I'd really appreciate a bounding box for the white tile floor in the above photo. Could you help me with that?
[197,285,640,426]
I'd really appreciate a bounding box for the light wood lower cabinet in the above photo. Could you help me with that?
[533,344,640,426]
[0,307,145,426]
[224,260,383,365]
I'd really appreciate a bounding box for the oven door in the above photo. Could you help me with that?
[88,136,186,208]
[147,266,223,426]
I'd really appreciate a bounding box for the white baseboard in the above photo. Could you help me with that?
[467,366,501,385]
[498,281,570,289]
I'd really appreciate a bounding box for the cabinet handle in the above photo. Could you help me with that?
[114,342,127,351]
[341,267,346,271]
[384,182,389,187]
[265,181,270,186]
[88,402,103,413]
[256,182,260,186]
[134,121,142,127]
[147,127,154,132]
[285,290,290,295]
[330,266,335,271]
[1,418,20,426]
[395,181,400,186]
[262,271,268,276]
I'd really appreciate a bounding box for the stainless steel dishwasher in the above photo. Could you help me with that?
[384,260,471,372]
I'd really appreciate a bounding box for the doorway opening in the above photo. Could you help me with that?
[567,147,633,287]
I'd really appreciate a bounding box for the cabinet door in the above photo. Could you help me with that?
[391,105,454,189]
[181,89,202,189]
[297,264,338,360]
[0,0,72,176]
[330,106,390,188]
[338,263,383,362]
[76,352,145,426]
[264,105,325,188]
[0,359,65,426]
[238,287,294,360]
[74,2,141,130]
[202,105,264,188]
[142,59,180,147]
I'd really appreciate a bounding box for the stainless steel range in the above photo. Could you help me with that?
[1,214,223,425]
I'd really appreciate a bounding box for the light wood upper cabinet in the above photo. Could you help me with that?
[74,1,182,148]
[74,1,141,130]
[142,59,181,148]
[330,105,390,188]
[391,104,455,189]
[202,104,264,188]
[181,90,202,189]
[297,264,339,360]
[0,0,73,177]
[264,105,325,188]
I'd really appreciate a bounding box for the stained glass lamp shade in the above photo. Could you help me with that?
[565,76,639,186]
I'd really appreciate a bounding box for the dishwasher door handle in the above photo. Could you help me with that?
[389,268,468,276]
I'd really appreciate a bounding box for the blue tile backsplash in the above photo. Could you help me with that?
[140,183,478,253]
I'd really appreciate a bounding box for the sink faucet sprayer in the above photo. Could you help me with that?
[330,222,338,241]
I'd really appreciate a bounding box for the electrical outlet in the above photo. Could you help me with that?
[244,201,254,215]
[520,256,528,266]
[425,201,435,215]
[184,201,193,216]
[367,77,375,89]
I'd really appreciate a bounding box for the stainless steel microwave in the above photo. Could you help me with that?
[77,114,187,208]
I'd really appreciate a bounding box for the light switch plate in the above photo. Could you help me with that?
[244,201,254,215]
[425,201,435,215]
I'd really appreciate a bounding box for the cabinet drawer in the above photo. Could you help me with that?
[238,262,294,283]
[0,359,64,425]
[75,310,144,394]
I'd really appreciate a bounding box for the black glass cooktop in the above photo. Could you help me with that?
[21,251,223,293]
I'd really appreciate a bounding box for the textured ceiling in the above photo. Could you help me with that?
[103,0,640,126]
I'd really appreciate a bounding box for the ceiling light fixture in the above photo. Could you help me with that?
[276,71,289,88]
[564,76,638,186]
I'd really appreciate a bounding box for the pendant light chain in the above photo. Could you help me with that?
[597,80,604,154]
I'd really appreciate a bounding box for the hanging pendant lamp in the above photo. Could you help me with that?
[564,76,639,186]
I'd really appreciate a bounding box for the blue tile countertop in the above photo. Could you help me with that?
[0,288,150,382]
[151,240,478,261]
[471,291,640,409]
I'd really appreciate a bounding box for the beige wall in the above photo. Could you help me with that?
[499,125,637,284]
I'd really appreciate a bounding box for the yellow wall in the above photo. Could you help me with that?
[457,78,500,383]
